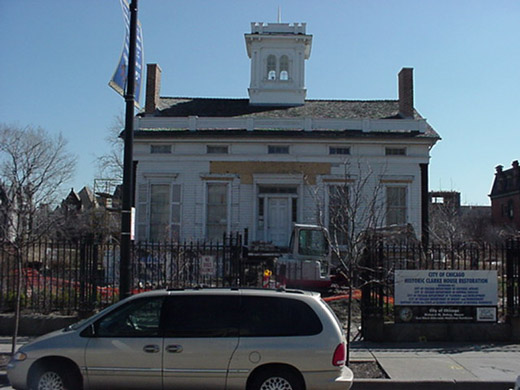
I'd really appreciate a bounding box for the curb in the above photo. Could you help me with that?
[0,373,515,390]
[351,379,514,390]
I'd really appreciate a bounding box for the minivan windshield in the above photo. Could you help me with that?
[65,318,90,331]
[66,299,130,331]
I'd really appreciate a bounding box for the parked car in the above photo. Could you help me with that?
[512,375,520,390]
[7,288,353,390]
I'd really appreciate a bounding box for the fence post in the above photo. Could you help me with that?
[89,241,99,310]
[506,239,520,322]
[235,232,243,287]
[78,239,88,317]
[360,239,385,341]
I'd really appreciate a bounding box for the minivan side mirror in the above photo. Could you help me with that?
[80,324,96,338]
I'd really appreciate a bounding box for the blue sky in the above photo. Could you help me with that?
[1,0,518,205]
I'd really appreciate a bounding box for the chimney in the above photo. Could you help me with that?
[145,63,162,114]
[398,67,414,119]
[513,161,520,184]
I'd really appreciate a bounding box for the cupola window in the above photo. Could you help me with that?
[267,55,277,80]
[280,55,289,80]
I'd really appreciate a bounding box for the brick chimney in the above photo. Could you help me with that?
[513,160,520,186]
[398,67,414,119]
[145,63,162,114]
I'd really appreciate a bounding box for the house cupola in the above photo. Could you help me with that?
[245,22,312,106]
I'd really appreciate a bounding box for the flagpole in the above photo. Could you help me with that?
[120,0,138,300]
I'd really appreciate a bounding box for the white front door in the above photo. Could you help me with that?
[267,197,290,246]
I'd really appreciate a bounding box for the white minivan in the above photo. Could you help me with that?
[8,288,353,390]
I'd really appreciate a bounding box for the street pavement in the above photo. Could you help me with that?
[1,337,519,389]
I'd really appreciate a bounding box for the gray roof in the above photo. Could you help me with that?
[150,97,407,119]
[138,97,440,139]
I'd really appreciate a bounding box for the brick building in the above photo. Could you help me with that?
[490,160,520,230]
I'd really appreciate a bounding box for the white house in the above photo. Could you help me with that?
[133,22,440,246]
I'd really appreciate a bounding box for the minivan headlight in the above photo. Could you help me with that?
[12,352,27,361]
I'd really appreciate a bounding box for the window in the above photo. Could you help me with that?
[207,183,228,240]
[150,145,172,154]
[257,197,265,234]
[239,296,322,337]
[207,145,229,154]
[385,147,406,156]
[328,185,349,245]
[279,55,289,80]
[163,295,239,338]
[258,186,297,194]
[267,55,276,80]
[298,229,328,257]
[96,297,164,337]
[505,200,514,219]
[386,186,407,225]
[148,184,181,241]
[268,145,289,154]
[432,196,444,204]
[329,147,350,155]
[150,184,170,241]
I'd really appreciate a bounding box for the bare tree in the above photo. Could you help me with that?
[313,159,388,276]
[429,202,504,245]
[96,114,124,182]
[0,124,76,353]
[311,158,391,360]
[429,200,464,246]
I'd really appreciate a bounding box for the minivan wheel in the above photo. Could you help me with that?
[250,369,303,390]
[30,365,79,390]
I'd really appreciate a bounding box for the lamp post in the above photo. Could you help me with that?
[120,0,138,300]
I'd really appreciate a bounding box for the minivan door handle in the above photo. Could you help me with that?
[166,344,183,353]
[143,344,160,353]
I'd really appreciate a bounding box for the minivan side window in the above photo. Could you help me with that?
[163,295,239,338]
[96,297,164,337]
[240,297,323,337]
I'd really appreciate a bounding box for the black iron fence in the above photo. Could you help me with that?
[2,235,519,320]
[360,239,520,325]
[0,233,246,314]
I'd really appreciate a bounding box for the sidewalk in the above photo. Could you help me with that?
[1,337,519,389]
[350,341,520,389]
[0,337,31,355]
[0,337,32,389]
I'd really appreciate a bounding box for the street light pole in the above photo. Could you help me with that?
[120,0,138,300]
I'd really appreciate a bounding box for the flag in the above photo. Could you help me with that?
[109,0,144,108]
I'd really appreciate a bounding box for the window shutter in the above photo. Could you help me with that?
[136,184,149,241]
[171,184,181,241]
